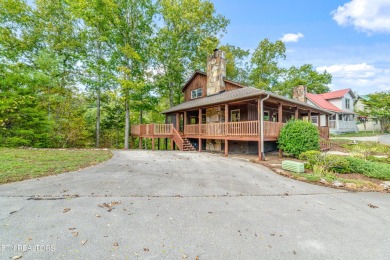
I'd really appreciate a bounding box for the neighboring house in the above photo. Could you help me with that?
[131,49,331,160]
[305,88,358,133]
[355,95,381,132]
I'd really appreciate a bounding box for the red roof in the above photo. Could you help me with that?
[306,93,341,112]
[319,88,351,100]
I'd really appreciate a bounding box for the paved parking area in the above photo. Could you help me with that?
[0,150,389,259]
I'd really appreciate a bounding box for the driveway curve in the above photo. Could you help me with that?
[0,150,389,260]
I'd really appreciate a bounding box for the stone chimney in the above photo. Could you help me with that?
[292,85,307,103]
[206,49,226,96]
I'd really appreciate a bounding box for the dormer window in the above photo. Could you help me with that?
[191,88,203,99]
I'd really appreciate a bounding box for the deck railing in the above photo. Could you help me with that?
[227,120,259,136]
[318,126,329,139]
[184,124,200,135]
[132,121,330,140]
[200,122,226,136]
[131,124,173,136]
[263,121,283,138]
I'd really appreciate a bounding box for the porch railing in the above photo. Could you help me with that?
[263,121,283,138]
[227,120,259,136]
[318,126,329,139]
[131,121,330,140]
[131,124,174,136]
[200,122,226,136]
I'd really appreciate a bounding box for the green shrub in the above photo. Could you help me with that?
[299,150,321,169]
[321,154,350,173]
[299,151,350,173]
[346,157,390,180]
[278,120,320,157]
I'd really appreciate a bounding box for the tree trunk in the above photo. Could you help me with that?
[124,99,130,149]
[96,89,101,148]
[169,83,174,107]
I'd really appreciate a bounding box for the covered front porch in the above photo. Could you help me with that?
[131,96,330,159]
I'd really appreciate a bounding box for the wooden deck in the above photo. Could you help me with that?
[131,121,329,141]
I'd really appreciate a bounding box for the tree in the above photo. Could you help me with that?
[219,44,250,84]
[67,0,117,147]
[154,0,229,107]
[275,64,332,96]
[362,92,390,133]
[249,39,286,90]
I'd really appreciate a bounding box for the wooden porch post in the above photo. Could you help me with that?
[184,111,187,133]
[318,113,321,127]
[139,137,142,149]
[325,115,329,127]
[158,138,160,150]
[308,110,312,122]
[225,139,228,156]
[278,103,283,123]
[152,138,155,151]
[198,108,202,135]
[165,138,168,150]
[225,104,228,135]
[278,103,283,158]
[295,107,299,119]
[176,113,179,130]
[258,98,262,160]
[170,139,174,150]
[198,138,201,152]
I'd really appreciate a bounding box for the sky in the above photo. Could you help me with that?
[212,0,390,94]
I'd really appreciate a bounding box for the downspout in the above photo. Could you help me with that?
[260,94,270,161]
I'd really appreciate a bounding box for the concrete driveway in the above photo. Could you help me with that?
[0,150,389,260]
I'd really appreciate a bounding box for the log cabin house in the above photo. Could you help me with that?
[131,49,331,160]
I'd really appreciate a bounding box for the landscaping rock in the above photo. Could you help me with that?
[320,178,329,185]
[297,177,306,181]
[380,181,390,190]
[345,183,357,190]
[332,180,344,187]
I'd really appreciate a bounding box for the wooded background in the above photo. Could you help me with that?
[0,0,334,148]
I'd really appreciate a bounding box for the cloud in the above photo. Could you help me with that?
[332,0,390,34]
[280,33,304,43]
[316,63,390,93]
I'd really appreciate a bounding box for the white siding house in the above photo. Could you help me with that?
[306,89,358,133]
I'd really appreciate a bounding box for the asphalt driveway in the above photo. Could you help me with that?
[0,150,389,259]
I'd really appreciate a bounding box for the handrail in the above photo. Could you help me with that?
[172,127,184,150]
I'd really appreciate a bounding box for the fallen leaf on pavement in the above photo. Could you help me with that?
[144,248,149,252]
[95,214,101,218]
[11,256,23,260]
[182,254,188,259]
[72,231,78,237]
[69,228,76,230]
[81,240,87,246]
[368,203,379,208]
[63,208,71,213]
[113,242,119,247]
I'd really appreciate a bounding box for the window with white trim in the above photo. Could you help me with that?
[345,98,351,109]
[311,116,318,124]
[191,88,203,99]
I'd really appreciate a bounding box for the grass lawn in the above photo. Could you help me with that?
[330,131,385,137]
[0,148,112,184]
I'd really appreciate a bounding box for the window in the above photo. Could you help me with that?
[345,98,351,109]
[231,109,240,122]
[311,116,318,124]
[263,111,270,121]
[191,88,203,99]
[339,114,343,121]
